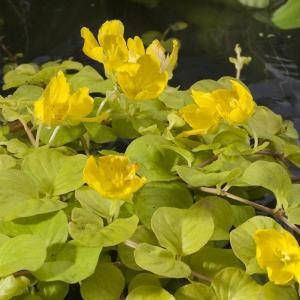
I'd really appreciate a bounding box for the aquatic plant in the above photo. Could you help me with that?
[0,19,300,299]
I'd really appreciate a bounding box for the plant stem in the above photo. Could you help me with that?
[96,97,108,116]
[35,124,43,148]
[191,270,212,283]
[197,155,218,168]
[279,216,300,235]
[18,118,35,146]
[48,126,60,146]
[199,186,300,235]
[81,134,90,155]
[200,187,273,214]
[124,240,138,249]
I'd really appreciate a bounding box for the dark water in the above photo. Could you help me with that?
[1,0,300,129]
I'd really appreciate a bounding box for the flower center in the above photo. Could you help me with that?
[280,251,292,263]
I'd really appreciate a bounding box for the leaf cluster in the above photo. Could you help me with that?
[0,57,300,299]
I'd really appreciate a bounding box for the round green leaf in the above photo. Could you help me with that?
[128,273,161,292]
[81,263,125,300]
[195,197,233,240]
[0,234,47,277]
[134,243,191,278]
[0,211,68,247]
[212,268,260,300]
[33,241,101,283]
[175,283,215,300]
[151,206,214,256]
[126,285,175,300]
[125,135,178,181]
[258,282,298,300]
[75,186,113,220]
[272,0,300,29]
[22,149,86,196]
[118,226,157,270]
[70,211,139,248]
[176,166,238,187]
[133,182,193,228]
[187,247,243,277]
[241,161,291,209]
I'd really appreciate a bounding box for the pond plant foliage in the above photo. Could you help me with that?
[0,19,300,299]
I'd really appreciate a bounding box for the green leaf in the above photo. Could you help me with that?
[68,208,103,247]
[238,0,269,8]
[0,211,68,247]
[0,275,30,299]
[142,31,162,46]
[195,197,233,240]
[0,169,66,221]
[231,205,255,227]
[134,243,191,278]
[151,206,214,256]
[241,161,291,209]
[126,135,179,181]
[286,184,300,224]
[69,66,113,93]
[3,64,38,90]
[133,182,193,228]
[0,234,9,247]
[33,241,101,283]
[230,216,282,274]
[0,234,47,276]
[81,263,125,300]
[39,125,86,147]
[175,283,216,300]
[0,154,16,170]
[246,106,282,138]
[170,21,188,31]
[2,60,83,90]
[112,117,139,139]
[176,165,239,187]
[84,123,117,144]
[159,88,192,109]
[258,282,298,300]
[5,139,29,158]
[186,247,243,277]
[75,186,113,220]
[212,268,260,300]
[127,285,175,300]
[35,281,69,300]
[69,210,139,248]
[191,79,223,92]
[22,148,86,196]
[272,0,300,29]
[128,273,161,292]
[118,226,157,270]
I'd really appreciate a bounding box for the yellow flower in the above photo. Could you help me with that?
[34,71,107,127]
[83,155,146,200]
[253,228,300,285]
[212,80,256,124]
[116,54,168,101]
[81,20,179,81]
[178,90,220,137]
[127,36,145,63]
[81,20,128,75]
[146,39,179,79]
